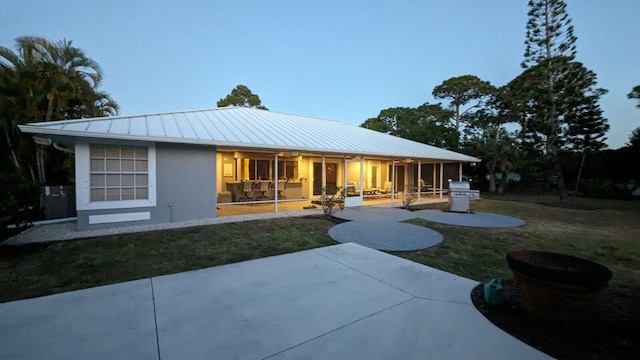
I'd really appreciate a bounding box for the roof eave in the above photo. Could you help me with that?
[19,124,481,163]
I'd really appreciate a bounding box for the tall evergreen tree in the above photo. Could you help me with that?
[517,0,608,205]
[563,64,609,201]
[628,128,640,149]
[628,85,640,108]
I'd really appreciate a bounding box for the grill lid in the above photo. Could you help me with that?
[449,181,470,191]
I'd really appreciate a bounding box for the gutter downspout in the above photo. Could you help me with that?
[53,142,75,154]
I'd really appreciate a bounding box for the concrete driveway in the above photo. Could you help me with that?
[0,243,551,359]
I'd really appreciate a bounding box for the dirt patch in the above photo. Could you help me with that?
[301,214,350,225]
[471,280,640,359]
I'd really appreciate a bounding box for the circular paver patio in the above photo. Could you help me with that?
[328,220,443,251]
[332,207,417,222]
[414,210,525,228]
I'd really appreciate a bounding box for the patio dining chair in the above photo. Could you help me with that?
[379,181,393,196]
[277,180,287,199]
[256,180,270,200]
[240,180,253,201]
[418,179,432,193]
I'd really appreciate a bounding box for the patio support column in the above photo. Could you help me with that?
[243,159,250,181]
[439,161,444,199]
[417,160,422,200]
[432,163,437,196]
[274,152,279,212]
[359,157,364,197]
[322,155,326,189]
[391,160,396,203]
[459,162,463,181]
[343,156,347,197]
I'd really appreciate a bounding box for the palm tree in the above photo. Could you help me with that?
[0,36,118,182]
[65,83,119,119]
[0,42,41,178]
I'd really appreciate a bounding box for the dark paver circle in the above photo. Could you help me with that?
[332,207,417,222]
[414,210,525,228]
[328,220,443,251]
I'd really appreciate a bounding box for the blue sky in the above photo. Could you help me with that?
[2,0,639,149]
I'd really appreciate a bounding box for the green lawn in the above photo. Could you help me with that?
[1,195,639,303]
[0,217,338,302]
[400,196,640,296]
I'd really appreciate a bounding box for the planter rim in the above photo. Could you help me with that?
[506,249,612,288]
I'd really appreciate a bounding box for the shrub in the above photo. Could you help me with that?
[0,171,40,240]
[321,186,344,218]
[579,179,632,200]
[402,185,417,209]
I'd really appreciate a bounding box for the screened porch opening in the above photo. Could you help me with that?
[215,150,458,217]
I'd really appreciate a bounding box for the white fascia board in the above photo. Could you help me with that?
[21,124,481,163]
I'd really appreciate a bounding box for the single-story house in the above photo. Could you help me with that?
[19,107,480,231]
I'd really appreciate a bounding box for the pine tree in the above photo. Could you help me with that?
[563,63,609,201]
[518,0,607,205]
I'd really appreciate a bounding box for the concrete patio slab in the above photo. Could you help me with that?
[328,220,443,251]
[151,249,413,359]
[0,243,553,360]
[415,209,526,228]
[0,279,158,360]
[270,298,550,360]
[315,243,476,303]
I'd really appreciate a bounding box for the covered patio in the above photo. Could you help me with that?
[216,195,449,217]
[215,148,470,216]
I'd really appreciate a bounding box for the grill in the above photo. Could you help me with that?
[448,181,479,213]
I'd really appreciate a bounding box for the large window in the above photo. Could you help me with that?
[76,143,156,211]
[248,159,270,180]
[247,159,298,180]
[89,145,149,202]
[277,160,298,180]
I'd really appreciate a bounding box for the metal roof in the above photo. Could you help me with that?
[18,107,480,162]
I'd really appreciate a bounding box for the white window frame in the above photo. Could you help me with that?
[76,143,157,210]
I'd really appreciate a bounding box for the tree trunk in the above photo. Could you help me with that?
[45,93,55,122]
[572,152,587,203]
[36,145,46,183]
[556,174,569,205]
[550,146,570,205]
[36,94,56,183]
[545,54,570,205]
[488,165,497,193]
[497,165,510,195]
[29,165,36,183]
[3,126,22,173]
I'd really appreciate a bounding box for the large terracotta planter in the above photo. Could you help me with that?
[506,250,612,329]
